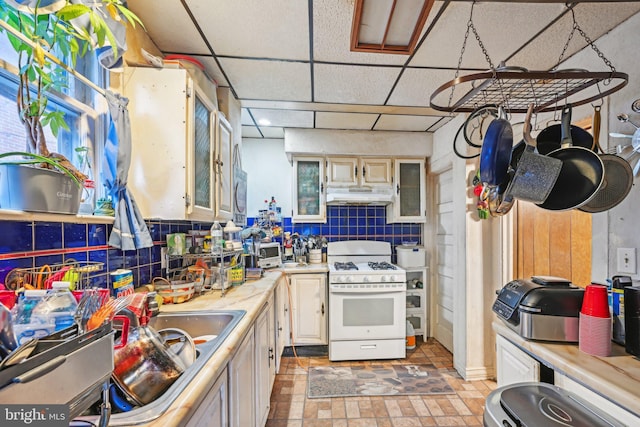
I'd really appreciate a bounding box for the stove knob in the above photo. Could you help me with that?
[345,276,353,283]
[389,275,397,282]
[363,276,370,282]
[380,275,388,282]
[336,276,344,283]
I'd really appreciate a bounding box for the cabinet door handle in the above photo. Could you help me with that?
[321,303,325,316]
[355,166,357,177]
[362,166,366,177]
[320,182,324,194]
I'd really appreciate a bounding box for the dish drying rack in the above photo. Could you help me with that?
[165,249,245,296]
[4,260,105,291]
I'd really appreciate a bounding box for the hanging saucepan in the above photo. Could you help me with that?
[536,105,594,155]
[479,108,513,186]
[536,105,604,211]
[503,104,563,203]
[579,106,633,213]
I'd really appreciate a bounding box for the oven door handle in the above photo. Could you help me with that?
[329,288,405,294]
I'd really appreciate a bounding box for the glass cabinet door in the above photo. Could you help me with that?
[193,94,213,211]
[388,159,426,222]
[293,156,325,223]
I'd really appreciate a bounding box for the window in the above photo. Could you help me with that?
[0,30,107,206]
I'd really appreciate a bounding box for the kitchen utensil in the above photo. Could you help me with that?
[536,106,594,154]
[479,108,513,186]
[157,327,196,368]
[579,106,633,213]
[112,322,185,405]
[503,104,562,204]
[536,105,604,211]
[617,112,640,129]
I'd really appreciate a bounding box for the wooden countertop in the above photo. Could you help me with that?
[493,321,640,417]
[107,271,284,426]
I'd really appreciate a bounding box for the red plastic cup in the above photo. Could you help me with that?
[0,290,17,309]
[581,284,610,318]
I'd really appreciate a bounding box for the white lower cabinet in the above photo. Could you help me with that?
[228,325,255,427]
[255,295,275,427]
[186,368,228,427]
[495,334,540,387]
[289,273,327,345]
[275,277,290,373]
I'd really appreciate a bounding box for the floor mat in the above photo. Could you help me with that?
[307,364,455,398]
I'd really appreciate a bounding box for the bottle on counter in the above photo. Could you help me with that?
[210,221,223,254]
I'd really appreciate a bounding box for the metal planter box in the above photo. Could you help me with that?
[0,164,82,214]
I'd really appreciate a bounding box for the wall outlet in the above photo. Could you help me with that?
[617,248,636,274]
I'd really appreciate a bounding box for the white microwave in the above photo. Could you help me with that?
[257,242,281,269]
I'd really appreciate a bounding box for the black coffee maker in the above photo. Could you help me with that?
[624,286,640,357]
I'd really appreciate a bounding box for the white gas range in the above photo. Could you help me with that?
[327,240,407,361]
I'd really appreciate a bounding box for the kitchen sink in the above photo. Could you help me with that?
[106,309,246,426]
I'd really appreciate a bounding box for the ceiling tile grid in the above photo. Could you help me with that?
[126,0,640,138]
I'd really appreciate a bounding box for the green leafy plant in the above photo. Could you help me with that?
[0,0,142,182]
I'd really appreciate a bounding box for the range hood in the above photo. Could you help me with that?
[325,186,394,205]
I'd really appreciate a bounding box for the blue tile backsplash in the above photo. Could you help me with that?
[0,205,422,289]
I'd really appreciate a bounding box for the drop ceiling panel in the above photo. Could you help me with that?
[388,68,457,108]
[314,63,402,105]
[427,116,453,132]
[219,58,311,102]
[375,114,441,132]
[410,2,565,69]
[249,109,314,128]
[242,126,262,138]
[127,0,210,55]
[185,0,309,60]
[260,127,285,139]
[509,3,640,71]
[316,112,378,130]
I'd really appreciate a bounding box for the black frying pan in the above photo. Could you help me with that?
[579,106,633,213]
[536,105,604,211]
[536,107,594,155]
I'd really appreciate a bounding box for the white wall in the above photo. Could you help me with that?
[242,138,292,218]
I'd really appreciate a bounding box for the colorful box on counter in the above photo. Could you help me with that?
[110,269,134,297]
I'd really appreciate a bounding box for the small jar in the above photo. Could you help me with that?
[203,235,212,252]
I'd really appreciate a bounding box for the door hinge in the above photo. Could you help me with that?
[186,86,192,98]
[185,194,191,207]
[321,303,325,316]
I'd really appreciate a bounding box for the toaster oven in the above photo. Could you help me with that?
[257,242,281,269]
[493,276,584,342]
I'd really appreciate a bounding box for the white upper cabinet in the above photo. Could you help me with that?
[326,157,392,187]
[124,66,220,221]
[215,113,233,221]
[387,158,426,223]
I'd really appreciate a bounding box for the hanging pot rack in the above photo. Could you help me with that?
[429,69,628,114]
[430,2,628,115]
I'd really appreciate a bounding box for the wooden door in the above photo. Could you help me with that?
[515,202,592,286]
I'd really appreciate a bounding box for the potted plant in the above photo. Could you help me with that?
[0,0,142,213]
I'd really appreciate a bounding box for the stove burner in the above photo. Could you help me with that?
[334,262,358,271]
[368,262,397,270]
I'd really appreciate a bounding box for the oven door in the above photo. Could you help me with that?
[329,285,406,341]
